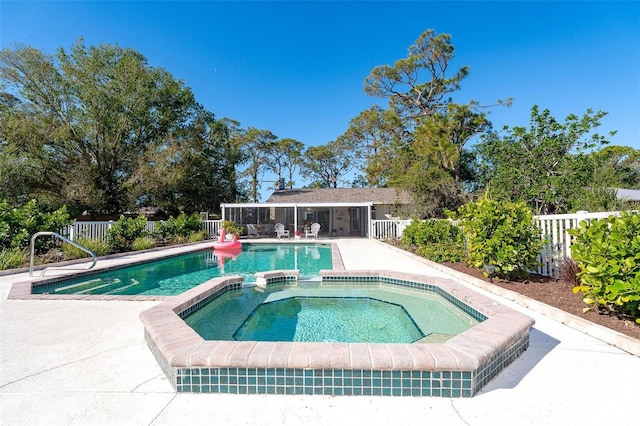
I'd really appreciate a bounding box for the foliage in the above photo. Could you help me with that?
[154,213,204,242]
[267,138,304,190]
[400,219,464,263]
[299,138,354,188]
[360,30,507,217]
[568,212,640,323]
[474,105,615,214]
[342,106,403,187]
[568,187,628,213]
[0,40,240,215]
[188,230,210,243]
[587,145,640,189]
[0,199,72,253]
[106,215,148,252]
[131,236,156,251]
[363,29,470,120]
[413,104,490,189]
[131,111,245,215]
[222,220,244,236]
[62,237,111,258]
[558,258,581,287]
[452,198,542,279]
[236,127,277,202]
[0,247,27,270]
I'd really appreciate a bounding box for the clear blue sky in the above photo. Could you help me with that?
[2,1,639,198]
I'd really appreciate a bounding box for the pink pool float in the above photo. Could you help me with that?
[212,228,242,250]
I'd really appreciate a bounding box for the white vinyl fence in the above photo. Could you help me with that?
[371,212,628,278]
[64,212,628,278]
[534,211,623,277]
[64,220,223,242]
[370,220,412,241]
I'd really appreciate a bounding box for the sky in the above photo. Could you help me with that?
[2,1,639,199]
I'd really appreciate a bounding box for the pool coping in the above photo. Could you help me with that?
[375,240,640,357]
[140,270,534,397]
[6,241,342,301]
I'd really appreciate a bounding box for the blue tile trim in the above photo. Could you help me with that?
[179,282,242,319]
[167,330,530,397]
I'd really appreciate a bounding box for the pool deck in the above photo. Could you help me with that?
[1,238,639,425]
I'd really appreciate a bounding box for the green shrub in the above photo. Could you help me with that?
[222,220,244,237]
[131,236,156,251]
[188,230,209,243]
[401,219,464,263]
[568,212,640,323]
[62,237,111,259]
[0,199,72,253]
[453,198,542,279]
[0,247,28,270]
[106,215,149,252]
[170,235,190,245]
[154,213,203,242]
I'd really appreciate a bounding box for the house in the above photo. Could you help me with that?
[220,187,412,237]
[614,188,640,207]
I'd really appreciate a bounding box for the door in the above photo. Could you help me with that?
[349,208,361,235]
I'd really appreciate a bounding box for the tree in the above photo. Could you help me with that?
[587,145,640,189]
[130,109,245,214]
[299,139,354,188]
[364,29,470,120]
[267,137,304,189]
[475,105,615,214]
[342,106,404,187]
[236,127,277,202]
[361,30,507,217]
[0,40,200,214]
[414,103,490,189]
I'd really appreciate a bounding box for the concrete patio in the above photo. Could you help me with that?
[1,239,639,425]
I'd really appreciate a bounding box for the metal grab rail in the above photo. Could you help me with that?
[29,231,97,277]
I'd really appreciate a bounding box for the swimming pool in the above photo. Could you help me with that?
[141,270,534,397]
[185,282,478,343]
[28,243,333,296]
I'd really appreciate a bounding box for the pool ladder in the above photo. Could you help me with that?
[29,231,98,277]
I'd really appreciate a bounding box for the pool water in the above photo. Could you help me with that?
[185,282,479,343]
[33,243,332,296]
[233,297,424,343]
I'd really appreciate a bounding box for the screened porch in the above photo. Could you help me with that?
[220,202,374,238]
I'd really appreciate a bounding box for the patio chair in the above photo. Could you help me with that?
[305,222,321,239]
[275,223,290,239]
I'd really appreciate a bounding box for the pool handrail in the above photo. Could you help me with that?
[29,231,98,277]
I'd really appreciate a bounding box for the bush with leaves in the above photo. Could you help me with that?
[62,237,111,259]
[106,215,149,252]
[154,213,205,243]
[131,236,157,251]
[400,219,464,263]
[189,230,209,243]
[568,212,640,323]
[0,199,72,254]
[222,220,244,237]
[452,198,542,279]
[0,247,28,270]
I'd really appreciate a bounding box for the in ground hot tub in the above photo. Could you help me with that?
[140,270,534,397]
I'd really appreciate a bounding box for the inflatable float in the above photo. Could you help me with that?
[212,228,242,250]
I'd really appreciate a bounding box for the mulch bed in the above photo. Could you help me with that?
[442,262,640,341]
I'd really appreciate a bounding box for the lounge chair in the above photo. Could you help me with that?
[305,222,321,239]
[275,223,290,239]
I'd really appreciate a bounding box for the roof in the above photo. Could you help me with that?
[265,188,412,205]
[614,188,640,201]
